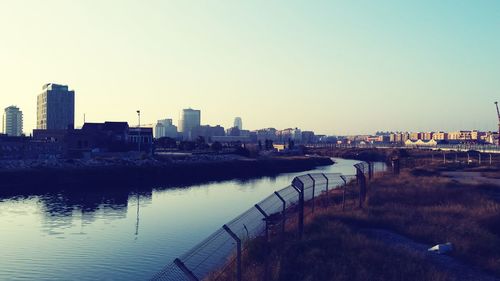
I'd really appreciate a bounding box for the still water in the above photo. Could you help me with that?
[0,158,376,281]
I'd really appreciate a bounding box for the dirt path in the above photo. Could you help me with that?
[362,228,500,281]
[441,171,500,186]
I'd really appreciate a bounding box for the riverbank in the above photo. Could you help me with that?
[211,165,500,281]
[0,155,333,193]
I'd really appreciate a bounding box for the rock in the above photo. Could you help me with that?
[428,242,453,254]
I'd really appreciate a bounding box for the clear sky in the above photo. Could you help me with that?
[0,0,499,135]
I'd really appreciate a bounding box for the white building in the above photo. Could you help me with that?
[2,106,23,136]
[155,118,178,139]
[178,108,201,140]
[233,117,243,130]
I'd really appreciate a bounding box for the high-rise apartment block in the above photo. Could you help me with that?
[2,106,23,136]
[36,83,75,130]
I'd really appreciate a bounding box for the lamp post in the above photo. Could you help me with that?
[137,110,141,152]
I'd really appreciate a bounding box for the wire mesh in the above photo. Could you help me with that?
[151,161,375,281]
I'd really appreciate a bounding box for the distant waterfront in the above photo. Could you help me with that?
[0,158,376,281]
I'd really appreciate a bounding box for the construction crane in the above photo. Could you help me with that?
[495,102,500,145]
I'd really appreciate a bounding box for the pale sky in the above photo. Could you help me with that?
[0,0,499,135]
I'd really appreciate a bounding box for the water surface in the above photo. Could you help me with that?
[0,158,380,280]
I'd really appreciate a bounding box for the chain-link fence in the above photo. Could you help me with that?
[151,161,387,281]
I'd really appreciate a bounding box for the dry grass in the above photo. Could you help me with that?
[208,168,500,281]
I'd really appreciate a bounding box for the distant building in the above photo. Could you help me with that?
[409,132,422,141]
[190,125,225,142]
[255,128,277,142]
[405,139,438,147]
[155,118,178,139]
[36,83,75,130]
[2,106,23,136]
[178,108,201,140]
[277,128,302,143]
[301,131,316,144]
[422,132,434,141]
[227,126,241,136]
[129,127,154,151]
[432,132,448,141]
[448,130,481,142]
[233,117,243,130]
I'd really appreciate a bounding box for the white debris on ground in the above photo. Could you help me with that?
[428,242,453,254]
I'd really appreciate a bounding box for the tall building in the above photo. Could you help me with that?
[178,108,201,140]
[233,117,243,130]
[36,83,75,130]
[155,118,178,139]
[2,106,23,136]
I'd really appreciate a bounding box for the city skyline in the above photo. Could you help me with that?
[1,1,499,134]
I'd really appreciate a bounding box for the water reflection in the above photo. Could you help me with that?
[0,158,382,281]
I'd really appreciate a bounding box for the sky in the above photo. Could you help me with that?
[0,0,499,135]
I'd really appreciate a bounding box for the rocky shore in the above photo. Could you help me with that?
[0,155,333,193]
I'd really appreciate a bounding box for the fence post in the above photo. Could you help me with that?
[443,153,446,164]
[340,175,347,211]
[292,178,304,239]
[355,165,367,208]
[223,225,242,281]
[321,173,329,208]
[174,258,199,281]
[307,174,316,213]
[368,162,373,180]
[254,204,270,241]
[490,154,493,166]
[479,153,482,165]
[274,191,286,236]
[391,157,400,175]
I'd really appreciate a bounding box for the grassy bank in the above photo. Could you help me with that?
[212,166,500,281]
[0,156,333,193]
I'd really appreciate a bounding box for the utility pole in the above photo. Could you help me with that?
[137,110,141,152]
[495,102,500,145]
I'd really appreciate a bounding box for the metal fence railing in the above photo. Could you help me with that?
[151,161,387,281]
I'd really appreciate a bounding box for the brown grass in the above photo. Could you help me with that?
[208,168,500,281]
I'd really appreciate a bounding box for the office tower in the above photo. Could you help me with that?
[36,83,75,130]
[2,106,23,136]
[234,117,243,130]
[178,108,201,140]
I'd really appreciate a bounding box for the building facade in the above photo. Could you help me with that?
[2,106,23,136]
[155,118,178,139]
[36,83,75,130]
[233,117,243,130]
[178,108,201,140]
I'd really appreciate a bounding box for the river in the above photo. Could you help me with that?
[0,158,384,280]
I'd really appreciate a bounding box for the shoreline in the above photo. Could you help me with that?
[0,156,334,193]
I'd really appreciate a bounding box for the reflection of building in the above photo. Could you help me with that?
[2,106,23,136]
[233,117,243,130]
[178,108,201,140]
[155,118,178,139]
[37,83,75,130]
